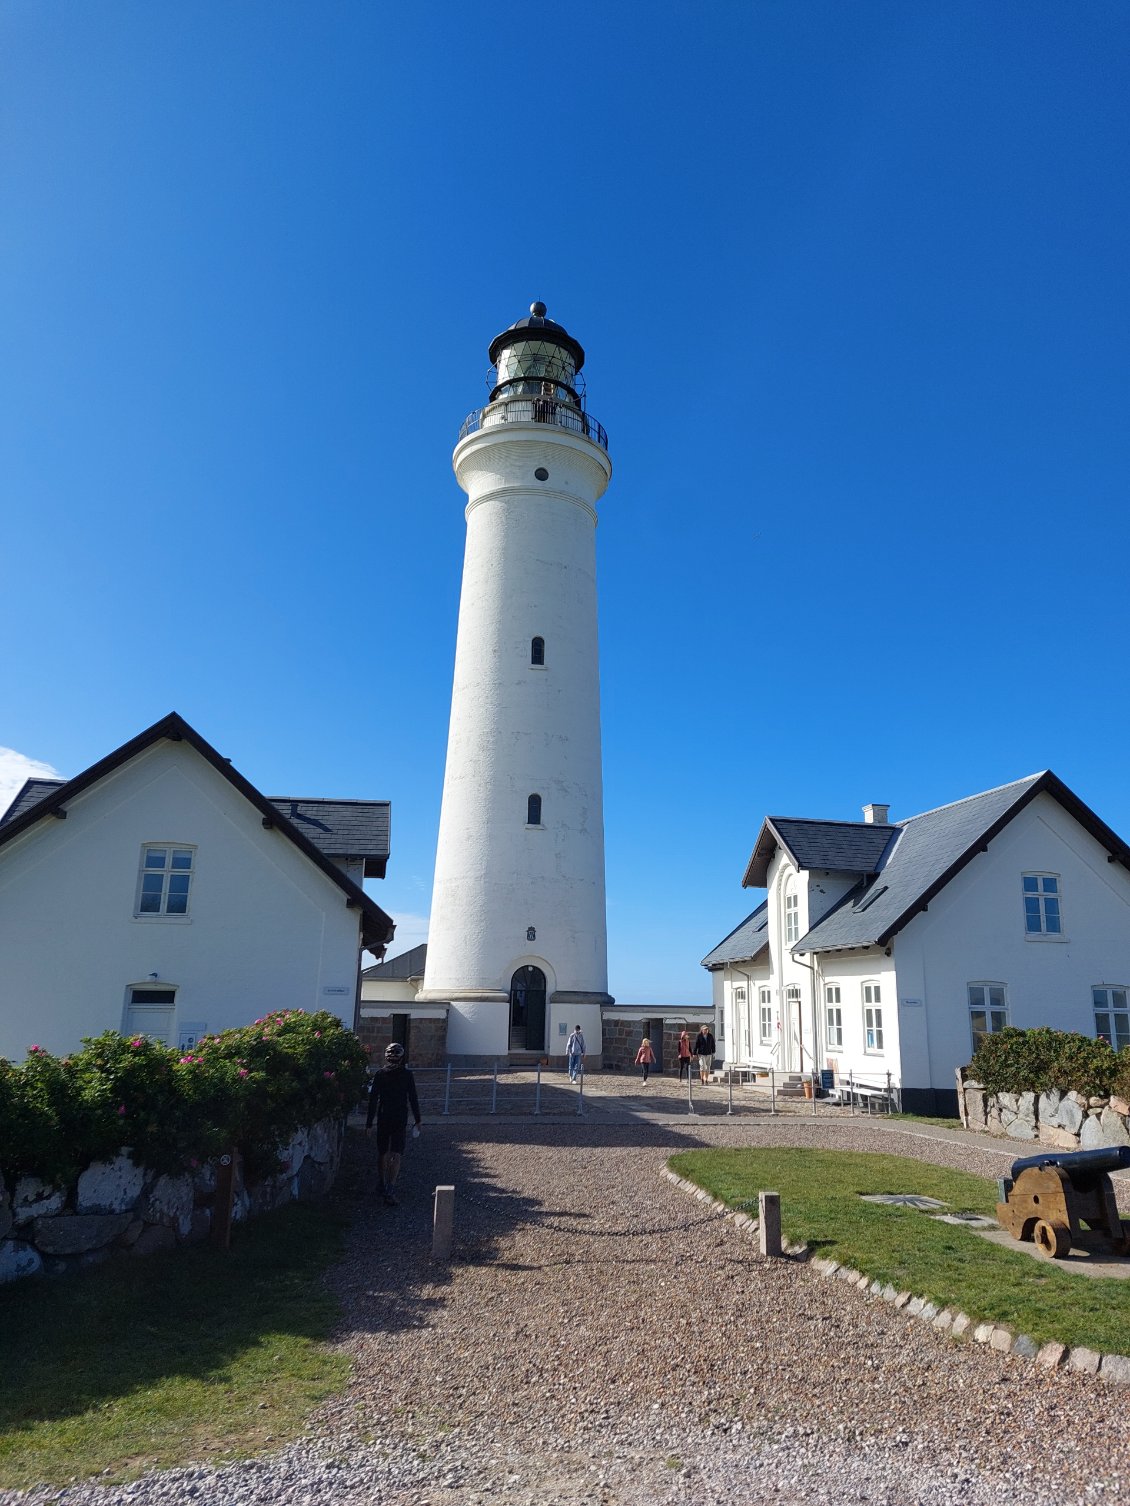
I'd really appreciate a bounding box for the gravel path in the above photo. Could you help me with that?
[8,1096,1130,1505]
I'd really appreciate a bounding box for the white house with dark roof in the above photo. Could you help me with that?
[702,774,1130,1114]
[0,713,395,1061]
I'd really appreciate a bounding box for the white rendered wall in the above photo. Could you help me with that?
[422,424,612,1056]
[891,792,1130,1090]
[0,741,364,1061]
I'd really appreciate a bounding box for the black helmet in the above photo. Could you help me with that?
[384,1042,406,1066]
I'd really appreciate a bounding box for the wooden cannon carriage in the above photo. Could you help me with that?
[996,1145,1130,1258]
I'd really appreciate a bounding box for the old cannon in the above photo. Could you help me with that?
[995,1145,1130,1258]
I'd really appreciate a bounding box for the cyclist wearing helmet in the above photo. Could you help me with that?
[365,1041,422,1206]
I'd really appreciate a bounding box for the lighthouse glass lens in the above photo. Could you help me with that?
[496,340,575,389]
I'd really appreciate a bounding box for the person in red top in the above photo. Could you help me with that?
[676,1029,693,1081]
[634,1035,656,1084]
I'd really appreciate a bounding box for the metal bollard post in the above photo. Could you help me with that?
[812,1071,818,1117]
[491,1060,498,1115]
[534,1061,541,1116]
[886,1070,892,1115]
[577,1070,585,1116]
[432,1184,455,1261]
[849,1070,855,1115]
[443,1062,452,1117]
[726,1069,734,1116]
[769,1067,777,1116]
[687,1066,695,1115]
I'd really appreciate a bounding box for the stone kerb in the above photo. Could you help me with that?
[960,1076,1130,1150]
[0,1115,345,1287]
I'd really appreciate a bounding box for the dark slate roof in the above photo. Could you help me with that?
[743,818,896,887]
[795,771,1130,954]
[1,778,66,827]
[267,799,390,878]
[0,713,396,953]
[362,943,427,981]
[701,902,769,968]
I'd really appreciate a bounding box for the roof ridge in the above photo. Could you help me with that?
[898,772,1047,827]
[269,795,391,806]
[771,816,889,831]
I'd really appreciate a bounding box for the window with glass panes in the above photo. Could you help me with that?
[136,846,194,916]
[1094,987,1130,1050]
[785,889,799,945]
[759,988,773,1044]
[863,982,883,1051]
[969,983,1007,1050]
[825,984,843,1048]
[1022,873,1062,935]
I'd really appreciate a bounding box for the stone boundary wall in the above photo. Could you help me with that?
[661,1167,1130,1386]
[0,1115,344,1287]
[355,1016,447,1068]
[957,1072,1130,1148]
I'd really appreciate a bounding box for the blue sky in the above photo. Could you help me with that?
[2,2,1127,1004]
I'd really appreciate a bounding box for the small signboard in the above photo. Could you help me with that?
[322,985,350,996]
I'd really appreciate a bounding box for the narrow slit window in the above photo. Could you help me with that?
[527,793,542,826]
[531,637,545,666]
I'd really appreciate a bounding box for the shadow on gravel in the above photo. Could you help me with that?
[328,1112,731,1340]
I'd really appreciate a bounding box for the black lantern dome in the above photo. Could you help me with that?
[487,302,586,405]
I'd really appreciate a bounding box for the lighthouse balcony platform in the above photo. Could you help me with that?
[458,395,608,451]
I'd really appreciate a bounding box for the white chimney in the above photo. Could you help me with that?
[862,803,890,825]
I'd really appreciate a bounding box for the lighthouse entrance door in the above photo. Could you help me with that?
[509,965,547,1052]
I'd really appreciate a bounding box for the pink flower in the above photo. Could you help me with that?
[28,1044,43,1054]
[314,1031,322,1039]
[238,1068,249,1079]
[129,1038,144,1049]
[323,1070,335,1079]
[117,1104,126,1116]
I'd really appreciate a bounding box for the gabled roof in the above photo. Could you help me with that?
[1,778,66,827]
[265,799,390,878]
[700,901,769,969]
[362,943,428,981]
[743,818,895,888]
[795,772,1130,955]
[0,713,396,954]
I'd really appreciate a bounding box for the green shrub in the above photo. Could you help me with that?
[0,1010,366,1190]
[969,1025,1122,1096]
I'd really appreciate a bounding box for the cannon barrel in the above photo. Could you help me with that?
[1009,1145,1130,1180]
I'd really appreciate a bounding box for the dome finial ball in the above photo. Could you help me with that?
[530,300,547,317]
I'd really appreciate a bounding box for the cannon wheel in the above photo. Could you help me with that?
[1033,1219,1071,1258]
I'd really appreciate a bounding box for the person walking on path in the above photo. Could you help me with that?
[693,1023,717,1085]
[365,1042,421,1207]
[566,1024,586,1082]
[634,1035,656,1083]
[676,1029,693,1081]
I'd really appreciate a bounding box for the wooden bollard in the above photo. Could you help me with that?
[433,1184,455,1260]
[211,1149,237,1251]
[759,1190,782,1258]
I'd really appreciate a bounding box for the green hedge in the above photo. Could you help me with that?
[969,1025,1130,1099]
[0,1010,368,1189]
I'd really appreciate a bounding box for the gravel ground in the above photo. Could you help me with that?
[7,1087,1130,1506]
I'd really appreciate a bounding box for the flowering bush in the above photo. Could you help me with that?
[970,1025,1127,1097]
[0,1011,366,1188]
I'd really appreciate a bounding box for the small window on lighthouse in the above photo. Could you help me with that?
[531,637,545,666]
[527,794,542,826]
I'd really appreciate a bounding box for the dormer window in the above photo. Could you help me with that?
[531,637,545,666]
[527,794,542,826]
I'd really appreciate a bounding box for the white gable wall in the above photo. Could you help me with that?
[890,791,1130,1092]
[0,741,364,1060]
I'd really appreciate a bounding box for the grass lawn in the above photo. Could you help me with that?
[886,1112,965,1130]
[670,1147,1130,1354]
[0,1202,349,1490]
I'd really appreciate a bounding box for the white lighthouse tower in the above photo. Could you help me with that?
[419,303,614,1060]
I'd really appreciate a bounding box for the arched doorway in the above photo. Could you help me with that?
[509,965,547,1052]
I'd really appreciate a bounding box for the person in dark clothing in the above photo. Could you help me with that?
[693,1024,717,1085]
[365,1042,422,1206]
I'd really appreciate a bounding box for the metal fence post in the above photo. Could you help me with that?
[726,1068,734,1116]
[687,1066,695,1115]
[577,1070,585,1116]
[886,1070,892,1115]
[491,1060,498,1115]
[534,1061,541,1116]
[849,1069,855,1115]
[443,1062,452,1117]
[769,1067,777,1117]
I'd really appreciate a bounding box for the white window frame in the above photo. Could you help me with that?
[825,983,843,1050]
[1093,986,1130,1051]
[135,844,195,918]
[968,982,1008,1052]
[759,987,773,1045]
[784,887,799,946]
[863,982,883,1053]
[1022,872,1063,939]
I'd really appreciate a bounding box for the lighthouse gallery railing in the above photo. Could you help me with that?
[457,396,609,452]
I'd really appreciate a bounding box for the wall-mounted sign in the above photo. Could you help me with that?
[322,986,351,996]
[900,997,923,1009]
